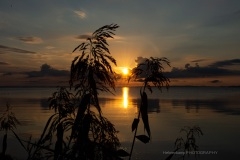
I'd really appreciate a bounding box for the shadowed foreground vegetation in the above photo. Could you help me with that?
[0,24,203,160]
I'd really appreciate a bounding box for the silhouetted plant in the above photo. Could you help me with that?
[70,24,119,99]
[0,103,20,159]
[15,87,75,160]
[48,87,75,119]
[48,87,75,160]
[68,24,123,159]
[128,57,170,160]
[5,24,122,160]
[165,126,203,160]
[19,24,125,160]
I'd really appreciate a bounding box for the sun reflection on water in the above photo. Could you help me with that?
[122,87,129,108]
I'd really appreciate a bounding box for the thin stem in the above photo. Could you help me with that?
[128,107,141,160]
[129,86,147,160]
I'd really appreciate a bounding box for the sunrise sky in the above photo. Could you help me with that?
[1,0,240,86]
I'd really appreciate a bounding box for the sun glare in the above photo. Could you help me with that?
[122,87,129,108]
[122,67,129,76]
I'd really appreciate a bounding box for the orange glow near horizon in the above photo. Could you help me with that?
[122,87,129,108]
[121,67,129,76]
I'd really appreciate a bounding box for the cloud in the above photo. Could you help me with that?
[191,59,207,63]
[111,35,125,40]
[0,61,9,65]
[26,64,69,77]
[167,59,240,78]
[16,36,43,44]
[210,80,221,84]
[74,10,87,19]
[135,57,148,64]
[209,59,240,68]
[75,34,124,41]
[75,34,91,40]
[0,44,36,54]
[45,46,55,50]
[168,66,228,78]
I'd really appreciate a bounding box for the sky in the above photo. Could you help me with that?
[1,0,240,86]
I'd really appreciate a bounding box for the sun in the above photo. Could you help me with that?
[121,67,129,76]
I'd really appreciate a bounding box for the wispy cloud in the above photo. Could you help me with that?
[0,44,36,54]
[74,10,87,19]
[16,36,43,44]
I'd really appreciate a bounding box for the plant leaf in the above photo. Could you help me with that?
[132,118,139,132]
[136,135,150,144]
[116,149,130,157]
[141,91,151,137]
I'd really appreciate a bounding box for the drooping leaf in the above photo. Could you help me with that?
[116,149,130,157]
[131,118,139,132]
[2,133,7,155]
[140,91,151,137]
[135,135,150,144]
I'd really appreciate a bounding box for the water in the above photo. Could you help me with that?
[0,86,240,160]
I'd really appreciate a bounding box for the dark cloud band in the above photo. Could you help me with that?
[209,59,240,68]
[134,57,240,78]
[26,64,69,77]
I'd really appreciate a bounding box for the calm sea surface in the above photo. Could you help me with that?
[0,86,240,160]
